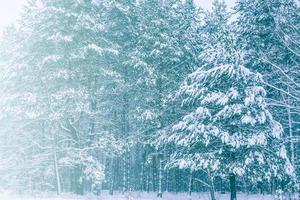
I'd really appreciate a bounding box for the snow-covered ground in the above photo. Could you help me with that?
[0,192,276,200]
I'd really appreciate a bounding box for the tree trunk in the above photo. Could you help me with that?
[122,157,127,193]
[208,171,216,200]
[109,158,114,195]
[188,170,193,196]
[287,89,298,199]
[146,172,150,193]
[157,157,163,198]
[152,156,157,192]
[287,89,296,168]
[165,169,169,192]
[220,178,226,194]
[53,126,61,196]
[209,186,216,200]
[127,154,131,191]
[230,173,237,200]
[75,166,84,195]
[54,150,61,195]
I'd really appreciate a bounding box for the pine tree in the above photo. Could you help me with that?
[163,29,293,200]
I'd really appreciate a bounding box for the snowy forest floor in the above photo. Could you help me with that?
[0,191,278,200]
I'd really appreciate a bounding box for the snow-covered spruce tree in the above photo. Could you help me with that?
[163,35,294,200]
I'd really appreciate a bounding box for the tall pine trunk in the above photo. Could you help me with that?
[54,150,61,195]
[230,173,237,200]
[208,171,216,200]
[122,156,127,193]
[209,187,216,200]
[287,89,295,168]
[157,156,163,198]
[188,170,193,196]
[53,128,61,196]
[109,158,114,195]
[287,89,298,199]
[152,156,157,192]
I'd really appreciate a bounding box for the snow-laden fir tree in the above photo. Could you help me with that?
[162,28,294,200]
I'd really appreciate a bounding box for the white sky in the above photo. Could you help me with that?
[0,0,236,33]
[0,0,26,32]
[195,0,236,10]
